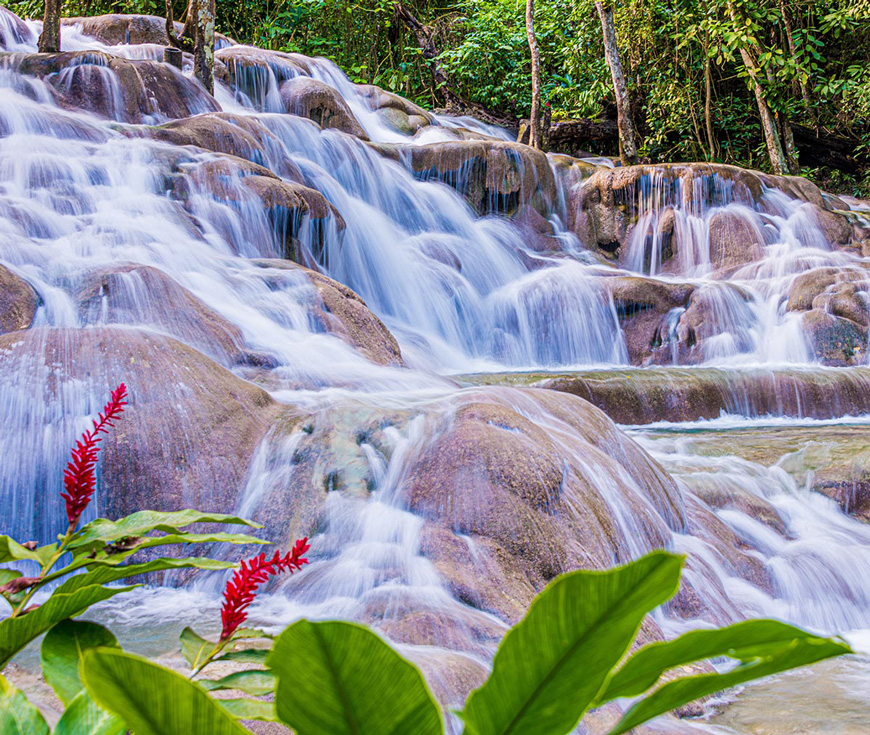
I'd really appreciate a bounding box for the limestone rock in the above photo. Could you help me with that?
[12,51,220,123]
[75,263,248,365]
[708,210,765,270]
[803,309,868,366]
[0,327,276,532]
[0,265,38,334]
[0,6,31,49]
[279,77,368,139]
[252,259,402,366]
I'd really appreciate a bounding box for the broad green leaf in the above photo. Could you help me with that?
[215,648,270,664]
[70,511,263,551]
[607,631,852,735]
[52,690,126,735]
[44,555,238,587]
[268,619,442,735]
[180,626,213,670]
[68,532,267,564]
[0,584,136,667]
[219,698,278,721]
[0,569,22,587]
[81,648,250,735]
[41,620,119,705]
[459,551,684,735]
[600,619,851,701]
[0,673,50,735]
[201,671,276,696]
[0,535,41,564]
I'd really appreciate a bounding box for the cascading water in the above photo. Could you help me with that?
[2,12,870,732]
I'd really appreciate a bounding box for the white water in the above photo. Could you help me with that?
[2,16,870,732]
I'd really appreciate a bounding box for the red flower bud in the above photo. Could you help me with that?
[220,537,310,641]
[61,384,128,529]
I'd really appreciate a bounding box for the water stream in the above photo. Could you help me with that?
[2,13,870,733]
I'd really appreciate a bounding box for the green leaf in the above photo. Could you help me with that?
[200,671,276,697]
[0,583,136,668]
[219,698,278,721]
[0,535,41,564]
[606,626,852,735]
[41,620,119,705]
[0,673,50,735]
[45,555,238,587]
[180,626,214,671]
[215,648,270,664]
[268,619,442,735]
[70,510,262,551]
[459,551,684,735]
[52,690,126,735]
[81,648,250,735]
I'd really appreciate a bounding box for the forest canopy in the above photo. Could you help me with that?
[5,0,870,192]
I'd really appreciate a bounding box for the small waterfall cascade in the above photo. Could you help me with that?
[2,13,870,731]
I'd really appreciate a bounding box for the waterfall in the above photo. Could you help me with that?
[2,13,870,731]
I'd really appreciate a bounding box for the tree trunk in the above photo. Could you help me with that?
[595,1,639,165]
[192,0,215,94]
[38,0,62,53]
[166,0,195,53]
[395,2,459,108]
[779,112,800,174]
[525,0,542,149]
[704,46,717,160]
[777,0,815,125]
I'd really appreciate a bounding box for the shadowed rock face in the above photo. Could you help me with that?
[0,264,38,334]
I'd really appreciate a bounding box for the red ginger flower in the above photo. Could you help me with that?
[61,383,128,529]
[220,537,310,641]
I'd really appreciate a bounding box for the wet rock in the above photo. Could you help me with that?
[75,263,247,365]
[0,327,275,525]
[787,266,870,329]
[390,140,556,217]
[216,46,310,105]
[12,51,220,123]
[279,77,368,139]
[252,259,403,366]
[803,309,868,366]
[811,203,854,247]
[147,112,301,179]
[708,210,765,269]
[602,275,695,365]
[0,264,38,334]
[61,14,235,49]
[536,366,870,424]
[0,6,31,49]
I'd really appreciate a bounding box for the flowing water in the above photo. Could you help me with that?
[2,13,870,733]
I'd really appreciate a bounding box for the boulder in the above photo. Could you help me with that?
[391,140,557,217]
[12,51,220,123]
[147,112,302,179]
[0,327,276,541]
[75,263,248,365]
[802,309,868,366]
[708,210,765,270]
[251,259,403,366]
[602,275,695,365]
[61,14,234,49]
[0,6,32,50]
[216,46,310,106]
[0,265,38,334]
[279,77,368,139]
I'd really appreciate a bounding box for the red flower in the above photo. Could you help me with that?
[220,538,310,641]
[61,383,128,529]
